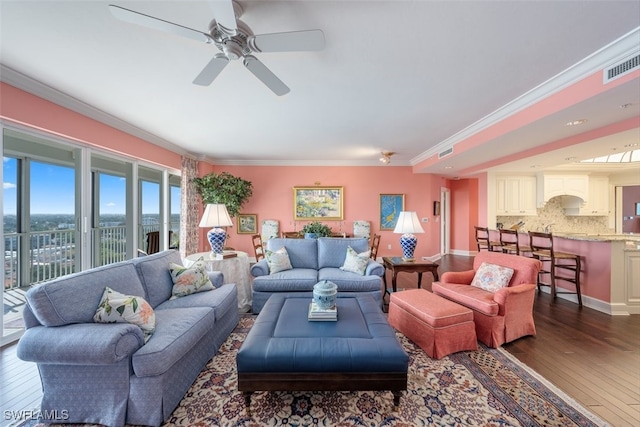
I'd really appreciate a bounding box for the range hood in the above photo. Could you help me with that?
[537,173,588,207]
[557,194,586,210]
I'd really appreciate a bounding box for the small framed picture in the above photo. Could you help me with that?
[237,214,257,234]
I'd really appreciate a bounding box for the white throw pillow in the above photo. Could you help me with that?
[470,262,514,292]
[266,246,293,274]
[340,246,371,275]
[94,287,156,342]
[168,258,215,299]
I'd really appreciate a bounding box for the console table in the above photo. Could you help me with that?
[382,257,439,293]
[184,251,252,313]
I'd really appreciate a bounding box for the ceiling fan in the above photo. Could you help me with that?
[109,1,325,96]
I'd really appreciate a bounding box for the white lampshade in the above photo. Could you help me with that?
[199,204,233,228]
[393,211,424,262]
[393,212,424,234]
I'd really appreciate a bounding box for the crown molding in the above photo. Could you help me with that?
[411,27,640,166]
[209,158,410,167]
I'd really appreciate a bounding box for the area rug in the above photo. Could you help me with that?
[20,316,608,427]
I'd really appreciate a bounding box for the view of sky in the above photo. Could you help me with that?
[3,157,179,215]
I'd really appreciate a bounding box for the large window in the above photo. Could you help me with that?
[94,171,127,266]
[2,128,180,344]
[29,160,76,283]
[3,157,19,291]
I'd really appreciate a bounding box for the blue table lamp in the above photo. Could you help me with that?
[199,204,233,256]
[393,211,425,261]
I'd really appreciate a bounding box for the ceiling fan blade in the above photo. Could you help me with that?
[208,0,238,35]
[249,30,325,53]
[109,5,212,44]
[193,54,230,86]
[243,56,290,96]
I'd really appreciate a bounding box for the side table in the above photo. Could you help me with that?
[184,251,252,313]
[382,257,440,294]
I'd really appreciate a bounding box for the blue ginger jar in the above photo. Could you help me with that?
[313,280,337,309]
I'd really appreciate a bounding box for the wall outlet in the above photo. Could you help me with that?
[387,244,392,250]
[421,217,428,222]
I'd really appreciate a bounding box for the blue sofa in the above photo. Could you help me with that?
[17,250,239,427]
[250,237,384,313]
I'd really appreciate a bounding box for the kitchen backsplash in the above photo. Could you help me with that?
[497,196,613,234]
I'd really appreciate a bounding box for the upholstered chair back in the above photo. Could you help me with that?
[472,251,541,287]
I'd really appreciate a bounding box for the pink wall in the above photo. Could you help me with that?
[449,178,479,252]
[196,165,445,259]
[0,83,181,170]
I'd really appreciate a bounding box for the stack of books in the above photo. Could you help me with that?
[308,302,337,321]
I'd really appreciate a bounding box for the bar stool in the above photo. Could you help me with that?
[528,231,582,307]
[499,229,532,256]
[474,226,502,252]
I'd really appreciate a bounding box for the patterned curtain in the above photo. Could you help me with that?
[180,156,200,258]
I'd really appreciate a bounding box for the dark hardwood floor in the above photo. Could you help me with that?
[1,254,638,427]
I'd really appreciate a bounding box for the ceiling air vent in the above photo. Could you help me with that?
[603,53,639,84]
[438,147,454,159]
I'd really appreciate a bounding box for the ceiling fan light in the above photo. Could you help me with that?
[379,151,393,164]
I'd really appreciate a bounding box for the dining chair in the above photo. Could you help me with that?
[370,234,381,260]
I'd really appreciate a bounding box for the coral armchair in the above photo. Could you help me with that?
[432,251,542,348]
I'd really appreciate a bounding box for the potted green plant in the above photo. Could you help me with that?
[191,172,253,217]
[301,221,332,239]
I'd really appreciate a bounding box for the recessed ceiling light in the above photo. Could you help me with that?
[565,119,587,126]
[444,166,452,169]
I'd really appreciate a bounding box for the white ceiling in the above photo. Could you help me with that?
[1,0,639,176]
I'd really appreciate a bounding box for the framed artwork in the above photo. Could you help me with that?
[293,186,344,220]
[379,194,405,230]
[237,214,257,234]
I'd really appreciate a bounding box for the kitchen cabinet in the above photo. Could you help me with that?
[496,176,537,215]
[564,175,610,216]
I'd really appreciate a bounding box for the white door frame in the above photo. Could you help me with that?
[440,187,450,255]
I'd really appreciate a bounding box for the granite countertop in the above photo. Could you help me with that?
[551,233,640,243]
[493,229,640,243]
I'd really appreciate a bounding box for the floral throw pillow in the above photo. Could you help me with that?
[266,246,293,274]
[168,259,215,299]
[470,262,515,292]
[94,287,156,342]
[340,246,371,275]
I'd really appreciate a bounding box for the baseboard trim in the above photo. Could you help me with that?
[538,286,637,315]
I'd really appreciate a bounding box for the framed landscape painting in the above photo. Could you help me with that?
[237,214,257,234]
[294,186,344,220]
[379,194,404,230]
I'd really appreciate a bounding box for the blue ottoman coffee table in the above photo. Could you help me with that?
[236,295,409,412]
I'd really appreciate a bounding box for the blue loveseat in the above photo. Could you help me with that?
[250,237,384,313]
[17,250,238,427]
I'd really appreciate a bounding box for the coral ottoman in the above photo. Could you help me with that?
[388,289,478,359]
